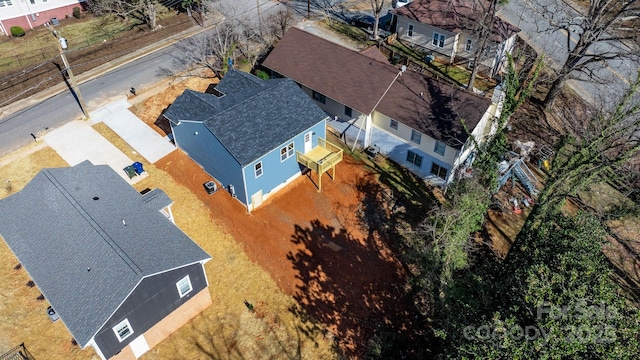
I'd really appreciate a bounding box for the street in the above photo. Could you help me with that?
[0,0,284,157]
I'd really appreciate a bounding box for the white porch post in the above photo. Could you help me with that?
[364,113,373,148]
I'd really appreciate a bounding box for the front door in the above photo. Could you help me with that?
[304,131,312,153]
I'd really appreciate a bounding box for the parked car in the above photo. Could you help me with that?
[393,0,412,8]
[350,14,375,31]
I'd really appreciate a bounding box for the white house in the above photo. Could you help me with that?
[263,27,504,186]
[392,0,520,77]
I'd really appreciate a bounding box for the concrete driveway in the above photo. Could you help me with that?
[43,120,146,184]
[89,97,176,164]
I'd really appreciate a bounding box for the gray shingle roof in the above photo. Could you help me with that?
[164,70,329,166]
[0,161,210,347]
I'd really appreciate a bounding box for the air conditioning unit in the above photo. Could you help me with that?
[47,306,59,322]
[204,181,217,195]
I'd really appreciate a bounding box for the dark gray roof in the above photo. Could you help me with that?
[164,70,329,166]
[141,188,173,211]
[0,161,210,347]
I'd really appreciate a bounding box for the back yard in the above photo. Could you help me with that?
[0,75,430,359]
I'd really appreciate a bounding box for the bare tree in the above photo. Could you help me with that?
[163,21,238,79]
[370,0,385,39]
[465,0,501,91]
[267,8,297,41]
[536,71,640,217]
[532,0,640,107]
[87,0,161,30]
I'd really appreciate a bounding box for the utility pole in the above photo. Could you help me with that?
[46,23,89,120]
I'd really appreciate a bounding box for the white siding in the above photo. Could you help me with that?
[372,111,457,166]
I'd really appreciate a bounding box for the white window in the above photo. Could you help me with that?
[0,0,14,7]
[176,275,193,298]
[29,0,35,4]
[434,141,446,156]
[407,24,414,37]
[113,319,133,342]
[389,119,398,130]
[410,130,421,144]
[254,162,263,178]
[432,32,445,48]
[465,39,473,52]
[280,142,294,162]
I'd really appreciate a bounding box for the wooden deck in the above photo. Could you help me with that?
[296,138,343,191]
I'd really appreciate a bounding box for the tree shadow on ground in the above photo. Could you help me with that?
[287,215,430,358]
[166,307,320,360]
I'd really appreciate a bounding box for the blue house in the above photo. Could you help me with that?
[164,70,343,211]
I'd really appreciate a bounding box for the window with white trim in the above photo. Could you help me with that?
[432,32,445,48]
[407,151,423,167]
[312,90,326,104]
[113,319,133,342]
[410,130,421,144]
[431,163,448,179]
[465,39,473,52]
[389,119,398,130]
[176,275,193,298]
[254,162,263,178]
[0,0,14,7]
[407,24,414,37]
[280,142,294,162]
[434,141,446,156]
[29,0,35,4]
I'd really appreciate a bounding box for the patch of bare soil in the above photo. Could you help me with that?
[133,77,425,358]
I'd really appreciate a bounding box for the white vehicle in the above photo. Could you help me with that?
[393,0,412,8]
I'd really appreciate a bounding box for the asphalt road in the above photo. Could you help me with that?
[498,0,638,104]
[0,0,284,158]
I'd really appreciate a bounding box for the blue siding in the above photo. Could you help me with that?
[173,121,246,204]
[242,121,326,207]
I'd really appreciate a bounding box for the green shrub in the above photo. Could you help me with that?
[73,7,81,19]
[10,26,25,37]
[255,69,269,80]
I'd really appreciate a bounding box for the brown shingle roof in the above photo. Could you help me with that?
[262,27,492,147]
[360,45,391,64]
[393,0,519,43]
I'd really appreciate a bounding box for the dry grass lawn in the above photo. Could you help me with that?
[0,127,335,358]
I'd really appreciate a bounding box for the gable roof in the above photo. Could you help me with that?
[164,70,329,166]
[262,27,492,147]
[393,0,520,43]
[0,161,210,347]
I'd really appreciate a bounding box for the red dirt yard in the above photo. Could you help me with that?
[132,77,417,357]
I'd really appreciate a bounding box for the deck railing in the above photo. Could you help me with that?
[0,343,35,360]
[296,138,343,174]
[296,138,343,191]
